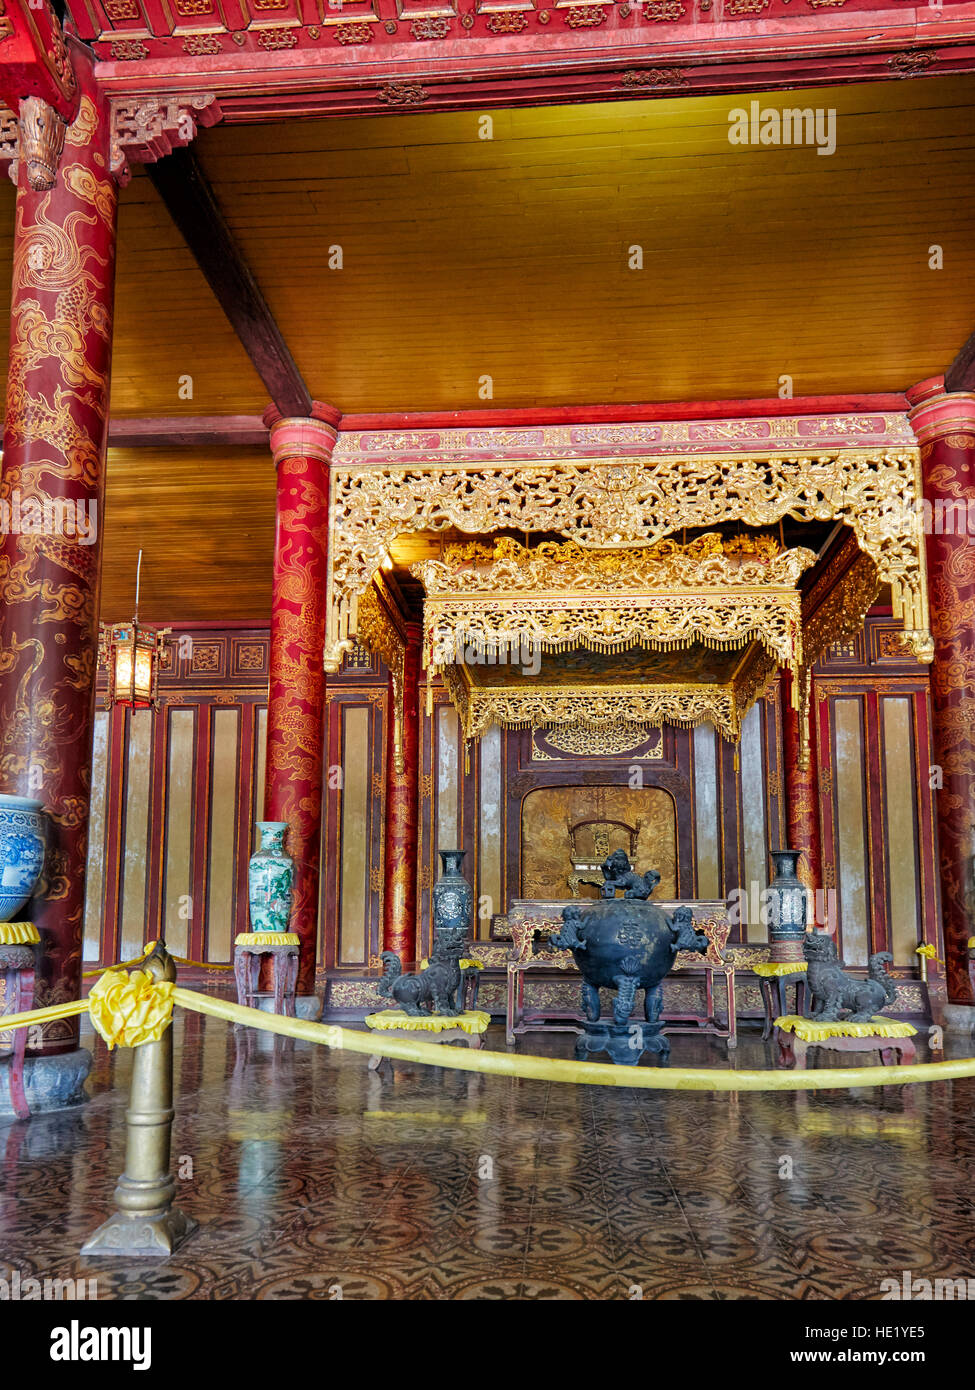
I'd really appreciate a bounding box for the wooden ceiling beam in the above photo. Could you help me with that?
[945,332,975,393]
[107,415,268,448]
[146,147,312,418]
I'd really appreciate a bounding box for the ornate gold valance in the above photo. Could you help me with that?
[413,534,808,739]
[413,533,814,682]
[442,646,777,743]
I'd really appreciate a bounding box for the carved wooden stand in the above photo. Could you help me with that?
[0,944,36,1121]
[776,1029,916,1070]
[758,973,808,1041]
[234,940,299,1017]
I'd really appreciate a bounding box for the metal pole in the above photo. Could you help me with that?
[82,942,197,1257]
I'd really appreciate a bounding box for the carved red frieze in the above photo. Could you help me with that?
[332,410,916,467]
[59,0,975,120]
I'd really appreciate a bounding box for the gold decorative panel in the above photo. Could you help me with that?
[521,786,676,901]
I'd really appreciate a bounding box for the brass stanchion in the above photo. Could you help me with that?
[82,942,197,1257]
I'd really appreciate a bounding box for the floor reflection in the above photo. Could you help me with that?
[1,1010,973,1300]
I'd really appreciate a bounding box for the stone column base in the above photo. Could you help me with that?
[0,1048,92,1119]
[942,1004,975,1035]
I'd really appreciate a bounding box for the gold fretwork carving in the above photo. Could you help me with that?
[325,448,930,670]
[109,93,222,186]
[539,719,660,759]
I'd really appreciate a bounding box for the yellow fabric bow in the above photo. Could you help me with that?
[88,968,175,1049]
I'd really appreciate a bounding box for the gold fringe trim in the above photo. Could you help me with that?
[0,922,40,945]
[234,932,300,947]
[364,1009,490,1035]
[775,1014,917,1041]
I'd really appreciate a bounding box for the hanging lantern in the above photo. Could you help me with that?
[98,551,171,710]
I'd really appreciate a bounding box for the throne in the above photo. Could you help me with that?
[566,817,642,898]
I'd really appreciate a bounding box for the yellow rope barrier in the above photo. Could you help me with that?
[82,943,233,978]
[4,971,975,1093]
[171,988,975,1093]
[0,999,88,1031]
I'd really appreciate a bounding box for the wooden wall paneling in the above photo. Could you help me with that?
[912,686,944,980]
[719,729,743,936]
[672,728,695,900]
[119,709,154,962]
[461,713,478,936]
[864,688,892,957]
[321,692,342,973]
[144,702,169,946]
[764,684,786,851]
[192,703,212,966]
[207,706,243,963]
[828,691,871,967]
[236,702,256,938]
[99,708,128,969]
[368,691,386,970]
[879,692,922,967]
[418,696,436,963]
[82,710,111,963]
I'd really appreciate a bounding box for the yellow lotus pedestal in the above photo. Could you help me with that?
[774,1014,917,1071]
[364,1009,491,1077]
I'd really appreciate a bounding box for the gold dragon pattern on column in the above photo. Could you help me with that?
[0,49,116,1053]
[264,412,339,997]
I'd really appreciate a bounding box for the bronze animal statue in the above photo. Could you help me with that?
[803,932,896,1023]
[377,926,468,1016]
[599,848,661,901]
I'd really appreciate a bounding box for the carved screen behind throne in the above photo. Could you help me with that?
[521,787,677,900]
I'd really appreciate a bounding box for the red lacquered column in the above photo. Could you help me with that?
[781,672,823,918]
[382,623,421,960]
[908,377,975,1006]
[0,51,116,1054]
[263,408,340,996]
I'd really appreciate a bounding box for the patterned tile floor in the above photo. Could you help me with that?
[2,1010,974,1300]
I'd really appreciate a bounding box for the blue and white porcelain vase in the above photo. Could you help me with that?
[247,822,294,933]
[432,849,473,940]
[0,793,46,922]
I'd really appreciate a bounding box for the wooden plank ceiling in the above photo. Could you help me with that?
[3,77,975,617]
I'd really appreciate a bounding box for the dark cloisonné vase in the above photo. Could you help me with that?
[432,849,473,941]
[767,847,808,963]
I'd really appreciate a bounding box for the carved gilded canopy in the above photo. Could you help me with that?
[324,444,931,675]
[411,533,808,741]
[413,532,814,677]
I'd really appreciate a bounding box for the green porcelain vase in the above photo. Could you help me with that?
[248,821,294,933]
